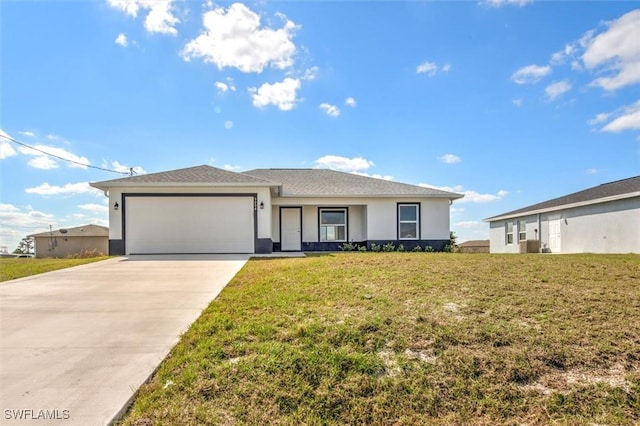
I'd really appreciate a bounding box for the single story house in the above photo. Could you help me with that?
[90,165,463,255]
[28,224,109,258]
[485,176,640,254]
[457,240,490,253]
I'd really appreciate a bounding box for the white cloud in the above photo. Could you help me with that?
[250,78,301,111]
[484,0,534,7]
[108,0,179,35]
[453,220,483,229]
[215,78,237,95]
[588,112,610,126]
[0,129,17,159]
[511,64,551,84]
[512,98,523,107]
[18,144,90,170]
[18,131,35,137]
[345,97,357,107]
[105,160,147,175]
[0,203,56,249]
[0,142,16,159]
[351,171,394,181]
[224,120,234,129]
[182,3,298,73]
[303,67,319,81]
[223,164,241,171]
[320,103,340,117]
[601,100,640,133]
[581,9,640,91]
[416,61,438,76]
[25,182,102,196]
[585,168,599,175]
[78,204,109,214]
[315,155,374,172]
[420,184,508,203]
[438,154,461,164]
[545,80,571,101]
[115,33,128,47]
[215,81,229,94]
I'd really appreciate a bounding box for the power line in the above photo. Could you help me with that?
[0,133,133,175]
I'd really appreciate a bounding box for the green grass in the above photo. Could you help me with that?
[120,253,640,425]
[0,256,110,282]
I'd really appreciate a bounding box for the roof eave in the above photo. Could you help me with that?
[484,191,640,222]
[277,193,464,199]
[89,181,279,191]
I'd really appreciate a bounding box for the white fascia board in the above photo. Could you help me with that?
[484,191,640,222]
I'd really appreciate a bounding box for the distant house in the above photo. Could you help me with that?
[90,165,463,255]
[485,176,640,254]
[28,225,108,258]
[458,240,489,253]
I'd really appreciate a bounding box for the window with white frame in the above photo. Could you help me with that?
[505,222,514,245]
[398,204,419,240]
[319,208,347,241]
[518,219,527,241]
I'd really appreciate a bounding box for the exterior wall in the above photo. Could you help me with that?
[489,215,538,254]
[272,196,452,251]
[489,197,640,254]
[34,236,108,258]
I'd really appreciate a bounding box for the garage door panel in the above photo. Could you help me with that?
[126,197,254,254]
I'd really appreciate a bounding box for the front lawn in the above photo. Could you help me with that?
[0,256,110,282]
[120,253,640,425]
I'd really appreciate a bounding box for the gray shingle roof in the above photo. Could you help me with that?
[91,165,463,199]
[28,224,108,238]
[91,165,275,189]
[486,176,640,221]
[244,168,463,198]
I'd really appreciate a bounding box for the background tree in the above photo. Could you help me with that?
[13,237,34,254]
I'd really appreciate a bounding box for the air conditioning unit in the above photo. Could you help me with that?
[519,240,541,254]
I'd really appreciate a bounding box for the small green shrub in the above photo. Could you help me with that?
[412,245,423,252]
[382,242,395,252]
[396,244,405,252]
[424,245,434,252]
[358,245,367,252]
[370,243,381,252]
[339,242,358,252]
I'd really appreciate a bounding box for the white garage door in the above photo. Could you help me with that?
[125,196,255,254]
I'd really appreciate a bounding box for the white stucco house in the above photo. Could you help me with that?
[90,165,463,255]
[485,176,640,254]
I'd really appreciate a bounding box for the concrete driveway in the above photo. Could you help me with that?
[0,254,248,425]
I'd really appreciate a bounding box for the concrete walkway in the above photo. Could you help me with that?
[0,254,248,425]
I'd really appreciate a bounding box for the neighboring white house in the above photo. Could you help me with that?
[90,165,463,255]
[485,176,640,254]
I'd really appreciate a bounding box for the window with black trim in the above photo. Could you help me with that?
[319,208,347,241]
[398,204,419,240]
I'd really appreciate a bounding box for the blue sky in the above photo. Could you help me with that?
[1,0,639,250]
